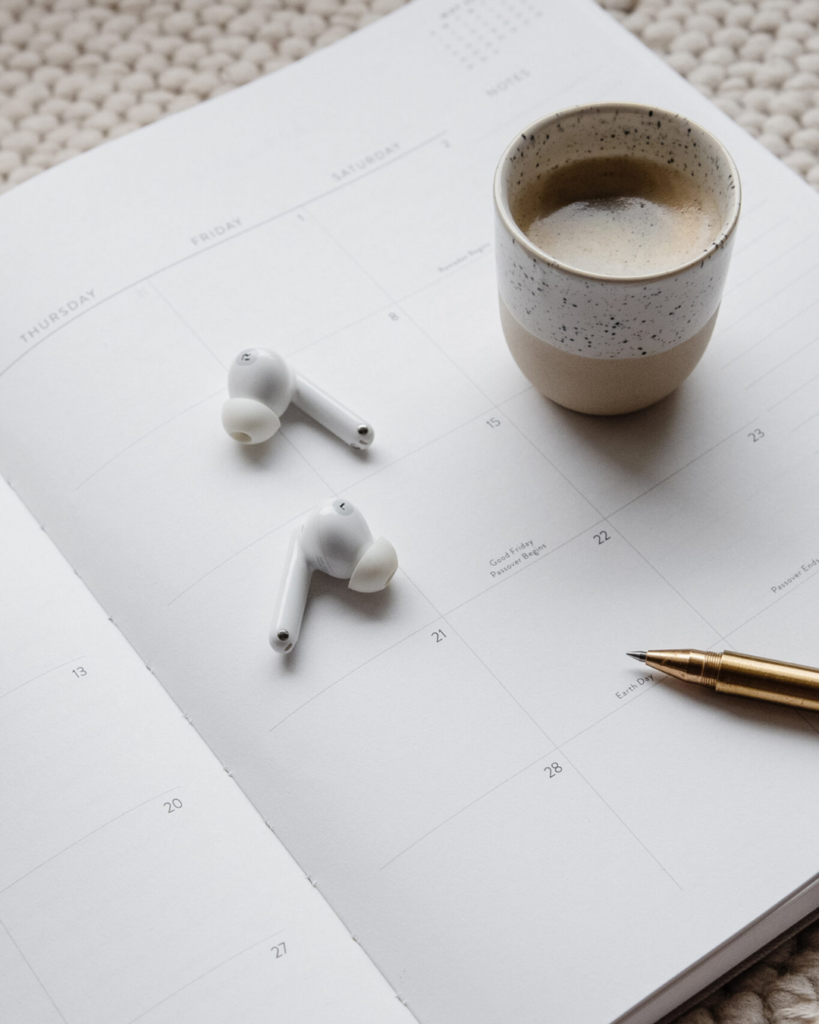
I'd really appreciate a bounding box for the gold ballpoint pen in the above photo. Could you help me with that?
[627,649,819,713]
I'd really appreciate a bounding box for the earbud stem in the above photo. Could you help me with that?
[293,375,374,449]
[270,531,313,654]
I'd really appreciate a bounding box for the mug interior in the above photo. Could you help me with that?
[496,103,740,281]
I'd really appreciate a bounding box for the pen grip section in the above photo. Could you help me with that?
[716,652,819,712]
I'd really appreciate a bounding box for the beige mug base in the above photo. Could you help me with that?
[500,297,718,416]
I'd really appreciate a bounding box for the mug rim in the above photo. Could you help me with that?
[493,101,742,285]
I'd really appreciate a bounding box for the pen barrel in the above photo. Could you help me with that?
[714,652,819,712]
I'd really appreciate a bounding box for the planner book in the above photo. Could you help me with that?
[2,1,819,1022]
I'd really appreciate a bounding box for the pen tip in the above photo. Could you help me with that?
[627,651,647,662]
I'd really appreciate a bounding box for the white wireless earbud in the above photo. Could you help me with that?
[271,498,398,654]
[222,348,374,449]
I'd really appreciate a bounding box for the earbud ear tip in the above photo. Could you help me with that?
[348,537,398,593]
[222,397,281,444]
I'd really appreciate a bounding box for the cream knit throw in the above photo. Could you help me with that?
[3,1,819,1021]
[602,0,819,190]
[2,0,819,194]
[0,0,405,191]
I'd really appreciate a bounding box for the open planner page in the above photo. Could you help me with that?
[1,0,819,1022]
[0,485,413,1022]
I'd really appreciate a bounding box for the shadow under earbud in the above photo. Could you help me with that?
[309,571,396,621]
[230,434,294,473]
[273,572,396,678]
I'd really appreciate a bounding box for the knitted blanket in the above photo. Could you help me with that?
[2,0,819,195]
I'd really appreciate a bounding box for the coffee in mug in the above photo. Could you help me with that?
[494,104,741,415]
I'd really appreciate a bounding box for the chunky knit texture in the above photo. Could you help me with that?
[2,1,819,1020]
[0,0,406,191]
[600,0,819,190]
[2,0,819,191]
[676,920,819,1024]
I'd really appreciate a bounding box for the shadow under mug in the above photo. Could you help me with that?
[494,103,741,415]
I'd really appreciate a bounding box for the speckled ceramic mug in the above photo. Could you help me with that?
[494,103,741,415]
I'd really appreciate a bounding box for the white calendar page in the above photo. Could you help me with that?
[0,480,412,1024]
[1,0,819,1022]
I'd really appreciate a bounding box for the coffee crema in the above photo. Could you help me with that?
[516,155,722,278]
